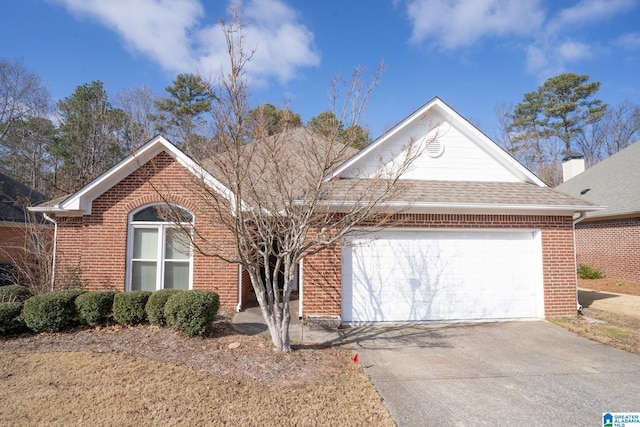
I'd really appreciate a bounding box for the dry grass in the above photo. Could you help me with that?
[578,277,640,296]
[550,308,640,356]
[551,277,640,356]
[0,320,393,427]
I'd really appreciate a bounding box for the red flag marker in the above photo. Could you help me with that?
[352,353,359,363]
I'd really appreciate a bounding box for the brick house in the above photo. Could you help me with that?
[556,141,640,283]
[0,172,49,285]
[31,98,597,323]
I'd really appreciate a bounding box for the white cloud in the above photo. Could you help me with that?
[55,0,203,71]
[244,0,320,83]
[523,0,634,79]
[526,39,594,80]
[53,0,320,84]
[403,0,638,80]
[405,0,545,49]
[616,32,640,50]
[547,0,635,35]
[556,40,593,62]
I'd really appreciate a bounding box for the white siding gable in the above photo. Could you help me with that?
[336,98,545,186]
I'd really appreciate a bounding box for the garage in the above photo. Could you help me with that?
[341,229,544,323]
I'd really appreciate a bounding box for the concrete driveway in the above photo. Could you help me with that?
[341,321,640,426]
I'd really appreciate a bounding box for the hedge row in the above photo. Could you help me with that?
[23,289,84,333]
[0,288,219,337]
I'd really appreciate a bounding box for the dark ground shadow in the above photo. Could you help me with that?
[578,289,620,309]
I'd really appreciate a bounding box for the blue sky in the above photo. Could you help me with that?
[2,0,639,140]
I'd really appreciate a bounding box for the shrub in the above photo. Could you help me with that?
[75,291,116,326]
[578,264,604,279]
[146,289,184,326]
[22,289,85,333]
[0,285,33,303]
[112,291,152,325]
[0,301,26,335]
[164,290,219,337]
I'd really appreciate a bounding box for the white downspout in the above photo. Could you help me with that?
[573,212,587,312]
[298,258,304,321]
[43,213,57,292]
[236,264,243,312]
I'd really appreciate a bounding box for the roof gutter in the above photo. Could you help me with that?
[572,211,588,313]
[43,213,57,292]
[309,200,604,215]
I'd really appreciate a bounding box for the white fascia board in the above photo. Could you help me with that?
[52,135,238,215]
[439,102,547,187]
[59,136,169,214]
[314,200,605,215]
[174,156,245,213]
[328,97,547,187]
[328,98,441,180]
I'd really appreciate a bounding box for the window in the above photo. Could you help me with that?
[0,262,15,286]
[127,204,193,291]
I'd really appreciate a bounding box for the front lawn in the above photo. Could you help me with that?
[0,317,393,426]
[550,277,640,356]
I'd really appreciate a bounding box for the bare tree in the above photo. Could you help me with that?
[115,85,163,151]
[0,207,53,295]
[578,100,640,164]
[0,58,50,142]
[152,13,424,352]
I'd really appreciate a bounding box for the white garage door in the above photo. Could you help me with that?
[341,229,544,323]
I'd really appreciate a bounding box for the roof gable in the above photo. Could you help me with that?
[31,136,233,216]
[332,97,546,187]
[556,140,640,219]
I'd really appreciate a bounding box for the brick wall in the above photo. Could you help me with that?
[55,152,239,307]
[303,214,577,320]
[575,217,640,283]
[0,224,29,263]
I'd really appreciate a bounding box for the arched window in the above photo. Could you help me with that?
[127,204,194,291]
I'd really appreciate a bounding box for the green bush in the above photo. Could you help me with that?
[164,290,219,337]
[0,285,33,303]
[22,289,85,333]
[0,301,26,335]
[578,264,604,279]
[75,291,115,326]
[146,289,184,326]
[112,291,152,325]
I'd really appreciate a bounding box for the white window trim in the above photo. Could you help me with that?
[125,204,194,291]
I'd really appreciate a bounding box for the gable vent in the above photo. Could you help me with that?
[425,138,444,158]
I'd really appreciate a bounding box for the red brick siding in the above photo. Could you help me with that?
[0,225,29,263]
[575,217,640,283]
[303,214,577,320]
[303,243,342,318]
[54,152,239,307]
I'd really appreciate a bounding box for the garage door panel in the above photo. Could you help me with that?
[342,230,543,323]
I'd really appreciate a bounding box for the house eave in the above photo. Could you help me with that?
[316,201,604,216]
[28,135,241,216]
[27,205,85,217]
[580,211,640,222]
[328,97,547,187]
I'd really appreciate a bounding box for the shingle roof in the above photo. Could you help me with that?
[201,127,358,207]
[556,140,640,219]
[0,173,48,222]
[324,179,596,212]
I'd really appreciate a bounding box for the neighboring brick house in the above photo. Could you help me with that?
[0,173,48,285]
[31,98,597,323]
[556,141,640,283]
